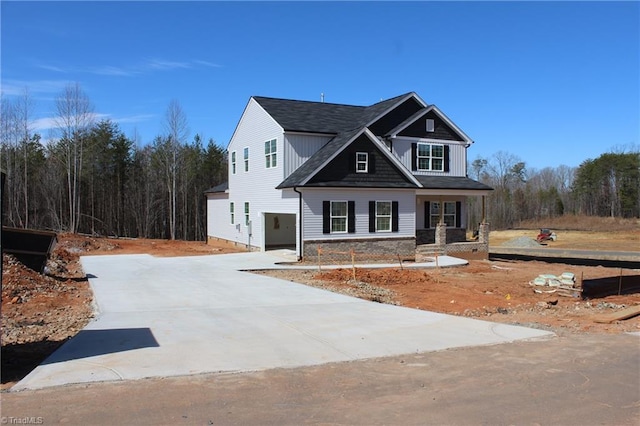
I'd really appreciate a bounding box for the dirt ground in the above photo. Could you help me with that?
[2,229,639,390]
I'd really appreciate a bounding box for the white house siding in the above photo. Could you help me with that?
[283,133,332,178]
[220,98,298,251]
[301,188,416,241]
[206,193,230,243]
[392,137,467,177]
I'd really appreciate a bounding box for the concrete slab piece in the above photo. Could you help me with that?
[14,252,554,391]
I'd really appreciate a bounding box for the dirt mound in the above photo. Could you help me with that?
[2,253,94,387]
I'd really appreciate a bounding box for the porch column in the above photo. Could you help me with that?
[481,195,486,224]
[435,222,447,246]
[479,222,490,244]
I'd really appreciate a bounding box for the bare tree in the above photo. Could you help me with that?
[161,99,189,240]
[16,88,35,227]
[52,82,95,233]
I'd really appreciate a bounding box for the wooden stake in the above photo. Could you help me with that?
[351,248,356,281]
[618,268,623,295]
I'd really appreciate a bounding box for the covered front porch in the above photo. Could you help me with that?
[414,187,491,260]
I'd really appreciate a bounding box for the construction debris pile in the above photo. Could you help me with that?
[530,272,582,298]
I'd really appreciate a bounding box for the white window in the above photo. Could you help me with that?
[417,143,444,171]
[426,119,435,132]
[331,201,347,233]
[243,147,249,172]
[244,202,250,226]
[430,201,456,227]
[231,151,236,174]
[265,139,277,168]
[376,201,392,232]
[356,152,368,173]
[230,202,234,224]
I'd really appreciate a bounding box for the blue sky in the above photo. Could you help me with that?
[2,1,638,170]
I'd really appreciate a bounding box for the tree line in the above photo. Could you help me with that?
[1,83,638,239]
[468,149,640,230]
[1,84,226,240]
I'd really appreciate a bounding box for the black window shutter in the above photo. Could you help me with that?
[444,145,450,172]
[425,201,430,228]
[411,143,417,171]
[322,201,330,234]
[348,201,356,233]
[369,153,375,174]
[369,201,376,232]
[348,152,356,173]
[455,201,461,228]
[392,201,399,232]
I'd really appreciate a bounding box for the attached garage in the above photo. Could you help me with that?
[263,213,296,250]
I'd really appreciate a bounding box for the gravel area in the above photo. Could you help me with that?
[500,236,543,248]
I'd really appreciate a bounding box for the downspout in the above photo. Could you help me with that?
[293,186,303,261]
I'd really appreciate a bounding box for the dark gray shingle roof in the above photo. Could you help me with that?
[253,93,412,135]
[204,182,228,193]
[414,176,493,191]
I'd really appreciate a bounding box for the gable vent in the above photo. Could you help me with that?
[426,119,435,132]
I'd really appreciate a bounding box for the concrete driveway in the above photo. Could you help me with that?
[14,252,553,391]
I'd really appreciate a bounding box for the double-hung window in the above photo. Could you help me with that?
[356,152,368,173]
[230,202,235,224]
[330,201,348,233]
[231,151,236,174]
[430,201,456,227]
[244,202,250,226]
[417,143,444,171]
[265,139,277,168]
[243,147,249,172]
[375,201,392,232]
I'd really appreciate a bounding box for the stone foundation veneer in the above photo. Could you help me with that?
[303,237,416,263]
[416,228,467,244]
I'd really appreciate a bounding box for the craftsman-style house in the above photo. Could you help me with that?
[206,92,492,260]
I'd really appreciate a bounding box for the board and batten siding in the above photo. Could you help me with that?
[283,133,332,178]
[302,188,416,241]
[222,98,298,250]
[393,137,467,177]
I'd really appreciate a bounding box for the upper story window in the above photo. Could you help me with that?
[430,201,456,227]
[243,147,249,172]
[417,143,444,171]
[265,139,277,168]
[330,201,348,233]
[356,152,368,173]
[426,119,435,132]
[231,151,236,174]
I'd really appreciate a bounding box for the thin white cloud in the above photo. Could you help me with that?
[37,64,69,73]
[194,60,222,68]
[91,66,139,77]
[30,117,59,132]
[30,58,220,78]
[112,113,155,124]
[144,59,193,71]
[1,79,68,96]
